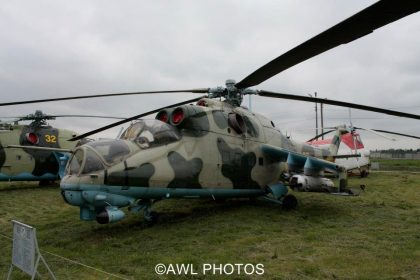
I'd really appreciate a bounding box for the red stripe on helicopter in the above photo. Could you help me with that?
[308,133,364,150]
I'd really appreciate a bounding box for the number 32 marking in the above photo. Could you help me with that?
[45,135,57,143]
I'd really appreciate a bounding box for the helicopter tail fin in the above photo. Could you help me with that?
[326,126,349,156]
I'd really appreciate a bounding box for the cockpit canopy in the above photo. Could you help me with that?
[87,140,131,164]
[120,119,181,149]
[65,120,180,176]
[66,139,132,175]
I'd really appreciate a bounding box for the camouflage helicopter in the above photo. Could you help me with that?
[0,110,127,183]
[3,0,420,224]
[0,111,80,183]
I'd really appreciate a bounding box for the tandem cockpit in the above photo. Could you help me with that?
[65,120,181,176]
[119,119,181,147]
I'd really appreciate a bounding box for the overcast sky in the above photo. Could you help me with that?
[1,0,419,150]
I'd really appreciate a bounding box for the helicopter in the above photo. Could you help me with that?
[3,0,420,224]
[0,111,80,183]
[306,123,420,177]
[0,110,129,183]
[310,130,372,177]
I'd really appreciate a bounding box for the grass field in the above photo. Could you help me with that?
[0,171,419,279]
[372,158,420,171]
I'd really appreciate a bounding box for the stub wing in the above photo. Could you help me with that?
[6,144,72,153]
[261,144,342,175]
[261,144,359,195]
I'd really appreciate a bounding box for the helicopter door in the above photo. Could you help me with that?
[232,115,262,188]
[216,134,245,189]
[213,113,248,188]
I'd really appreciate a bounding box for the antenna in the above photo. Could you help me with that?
[348,108,353,127]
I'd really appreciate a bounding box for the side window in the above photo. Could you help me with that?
[82,150,104,174]
[228,113,246,134]
[243,116,259,138]
[68,150,84,175]
[88,140,131,164]
[153,129,180,145]
[104,142,131,163]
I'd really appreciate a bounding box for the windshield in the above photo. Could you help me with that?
[67,149,84,175]
[82,149,105,174]
[120,120,181,149]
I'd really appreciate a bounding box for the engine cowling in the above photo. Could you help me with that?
[289,175,337,193]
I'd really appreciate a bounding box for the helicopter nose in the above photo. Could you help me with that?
[60,184,84,206]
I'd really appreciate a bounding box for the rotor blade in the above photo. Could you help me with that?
[235,0,420,88]
[0,114,128,120]
[372,129,420,140]
[333,154,361,159]
[307,129,335,142]
[0,89,209,107]
[69,96,205,141]
[355,127,420,140]
[257,90,420,120]
[353,127,395,141]
[51,115,129,120]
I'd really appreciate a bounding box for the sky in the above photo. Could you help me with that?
[1,0,419,150]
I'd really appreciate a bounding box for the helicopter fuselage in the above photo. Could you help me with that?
[0,124,77,181]
[60,98,343,222]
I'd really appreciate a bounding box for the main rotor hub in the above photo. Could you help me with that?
[224,79,243,107]
[225,79,236,88]
[208,79,257,107]
[21,110,56,127]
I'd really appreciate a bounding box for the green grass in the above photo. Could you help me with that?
[372,158,420,171]
[0,172,419,279]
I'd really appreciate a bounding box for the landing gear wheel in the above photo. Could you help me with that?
[282,194,298,210]
[144,211,159,225]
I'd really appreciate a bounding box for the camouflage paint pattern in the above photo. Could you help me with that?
[61,98,345,191]
[0,124,79,181]
[59,98,350,222]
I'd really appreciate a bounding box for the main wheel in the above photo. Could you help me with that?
[282,194,298,210]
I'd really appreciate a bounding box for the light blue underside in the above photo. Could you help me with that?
[61,183,266,199]
[0,172,58,181]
